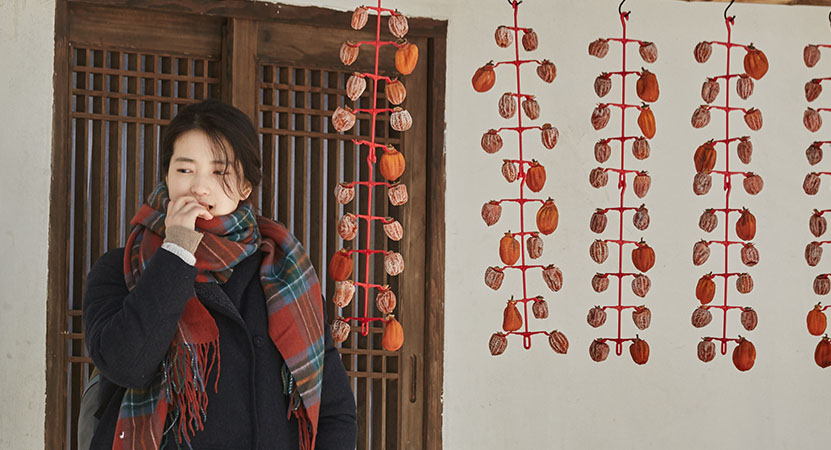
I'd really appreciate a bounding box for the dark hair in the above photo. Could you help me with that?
[161,99,262,194]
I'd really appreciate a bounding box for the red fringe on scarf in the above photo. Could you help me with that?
[168,336,220,445]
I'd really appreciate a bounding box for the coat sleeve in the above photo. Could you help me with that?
[83,247,198,389]
[314,303,358,450]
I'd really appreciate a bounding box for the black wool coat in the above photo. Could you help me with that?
[83,247,357,450]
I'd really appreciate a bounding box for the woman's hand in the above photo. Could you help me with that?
[165,196,213,231]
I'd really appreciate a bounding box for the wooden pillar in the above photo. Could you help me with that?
[221,17,259,206]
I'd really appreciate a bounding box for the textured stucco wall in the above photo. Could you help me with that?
[0,0,56,448]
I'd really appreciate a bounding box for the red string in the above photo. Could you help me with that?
[706,40,749,51]
[354,281,384,289]
[353,73,394,83]
[485,1,561,351]
[340,180,392,188]
[606,71,640,77]
[605,136,639,143]
[589,11,655,356]
[342,316,386,324]
[335,0,397,336]
[500,25,532,32]
[598,272,640,278]
[351,139,388,149]
[710,170,747,176]
[598,337,637,345]
[492,59,543,68]
[512,296,543,303]
[705,305,745,311]
[353,40,405,48]
[601,305,640,312]
[495,198,544,206]
[363,5,396,13]
[605,102,642,111]
[504,92,536,100]
[696,16,760,357]
[709,207,742,213]
[603,168,641,176]
[706,240,744,246]
[707,104,749,114]
[500,264,547,271]
[511,0,531,349]
[710,74,744,80]
[503,158,537,166]
[353,213,392,223]
[598,206,638,214]
[508,230,544,237]
[353,107,394,114]
[495,125,543,133]
[703,337,741,344]
[711,272,743,278]
[712,137,743,145]
[505,330,549,338]
[603,239,638,246]
[347,249,389,256]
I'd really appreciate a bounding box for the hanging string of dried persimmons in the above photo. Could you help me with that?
[690,0,767,372]
[585,0,657,366]
[471,0,568,356]
[801,11,831,370]
[329,2,417,353]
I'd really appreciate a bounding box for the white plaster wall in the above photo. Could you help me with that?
[0,0,56,448]
[443,1,831,449]
[280,1,831,448]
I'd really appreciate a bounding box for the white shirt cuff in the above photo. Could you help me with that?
[161,242,196,266]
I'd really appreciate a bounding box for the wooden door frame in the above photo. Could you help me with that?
[46,1,446,448]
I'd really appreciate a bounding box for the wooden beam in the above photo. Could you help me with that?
[68,0,447,37]
[221,18,258,121]
[424,33,446,450]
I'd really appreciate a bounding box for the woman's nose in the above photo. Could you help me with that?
[190,174,211,196]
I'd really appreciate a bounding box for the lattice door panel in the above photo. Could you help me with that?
[257,62,408,450]
[256,14,430,448]
[63,43,221,449]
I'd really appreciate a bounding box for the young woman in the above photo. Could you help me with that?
[83,100,357,450]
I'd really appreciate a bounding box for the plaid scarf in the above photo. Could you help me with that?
[114,183,324,450]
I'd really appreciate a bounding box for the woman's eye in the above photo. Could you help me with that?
[177,168,192,174]
[214,170,227,175]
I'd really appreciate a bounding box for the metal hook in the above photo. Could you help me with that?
[618,0,627,16]
[724,0,735,20]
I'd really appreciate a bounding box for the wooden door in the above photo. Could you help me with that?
[47,2,445,449]
[254,19,429,450]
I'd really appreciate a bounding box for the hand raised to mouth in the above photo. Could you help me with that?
[165,196,214,231]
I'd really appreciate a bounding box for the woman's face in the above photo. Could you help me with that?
[165,129,252,217]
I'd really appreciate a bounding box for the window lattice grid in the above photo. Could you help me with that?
[64,44,220,450]
[257,63,402,449]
